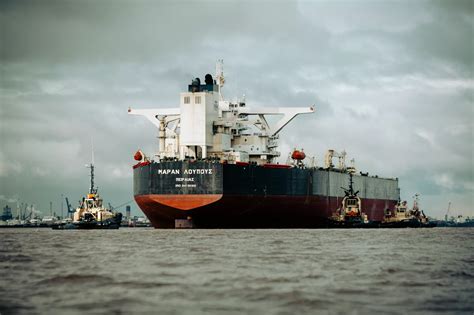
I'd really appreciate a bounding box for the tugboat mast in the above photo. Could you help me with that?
[342,172,358,197]
[87,163,95,194]
[86,138,96,194]
[348,173,354,195]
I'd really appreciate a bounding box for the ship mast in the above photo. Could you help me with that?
[342,172,359,197]
[215,59,225,101]
[86,138,96,194]
[412,193,419,211]
[349,173,354,195]
[87,163,95,194]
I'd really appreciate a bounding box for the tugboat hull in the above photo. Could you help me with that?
[380,220,437,228]
[53,215,122,230]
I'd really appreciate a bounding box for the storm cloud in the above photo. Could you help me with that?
[1,0,472,218]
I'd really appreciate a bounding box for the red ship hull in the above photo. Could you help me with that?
[135,194,397,228]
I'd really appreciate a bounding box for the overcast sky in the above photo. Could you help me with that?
[1,0,472,219]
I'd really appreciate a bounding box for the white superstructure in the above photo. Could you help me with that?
[129,61,315,165]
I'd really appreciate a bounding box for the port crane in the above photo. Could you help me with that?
[24,207,32,220]
[445,202,451,222]
[65,197,75,216]
[16,203,29,220]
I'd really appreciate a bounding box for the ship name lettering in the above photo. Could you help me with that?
[158,169,180,175]
[183,169,213,175]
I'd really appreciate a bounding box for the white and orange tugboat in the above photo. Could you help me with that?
[53,157,122,230]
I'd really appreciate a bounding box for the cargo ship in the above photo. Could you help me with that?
[129,61,400,228]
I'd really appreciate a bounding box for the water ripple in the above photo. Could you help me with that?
[0,227,473,314]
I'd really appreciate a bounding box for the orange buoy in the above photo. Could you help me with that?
[134,150,143,161]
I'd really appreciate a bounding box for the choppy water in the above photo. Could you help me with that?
[1,228,473,315]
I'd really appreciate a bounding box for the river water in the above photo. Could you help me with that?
[0,228,473,314]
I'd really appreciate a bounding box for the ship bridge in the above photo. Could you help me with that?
[129,61,315,165]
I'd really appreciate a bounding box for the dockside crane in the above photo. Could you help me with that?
[445,202,451,222]
[24,205,32,220]
[65,197,75,217]
[19,203,28,220]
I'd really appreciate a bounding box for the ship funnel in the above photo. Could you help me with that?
[191,78,201,92]
[205,74,213,85]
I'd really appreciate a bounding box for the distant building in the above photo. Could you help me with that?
[125,205,131,219]
[1,205,13,221]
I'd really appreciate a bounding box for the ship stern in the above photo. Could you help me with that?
[133,160,223,228]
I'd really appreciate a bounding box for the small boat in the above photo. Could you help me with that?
[327,172,376,228]
[381,194,436,228]
[53,157,122,230]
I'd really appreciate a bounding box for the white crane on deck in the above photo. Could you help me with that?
[324,149,347,170]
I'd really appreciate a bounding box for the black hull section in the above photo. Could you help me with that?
[134,161,400,228]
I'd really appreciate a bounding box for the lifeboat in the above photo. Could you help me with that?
[291,149,306,160]
[134,150,144,161]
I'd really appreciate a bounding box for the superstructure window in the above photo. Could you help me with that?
[184,96,190,104]
[347,199,357,206]
[195,96,201,104]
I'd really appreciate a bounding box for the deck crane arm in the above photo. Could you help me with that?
[324,149,347,170]
[239,106,315,136]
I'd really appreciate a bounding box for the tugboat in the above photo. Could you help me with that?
[381,194,436,228]
[327,172,373,228]
[53,158,122,230]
